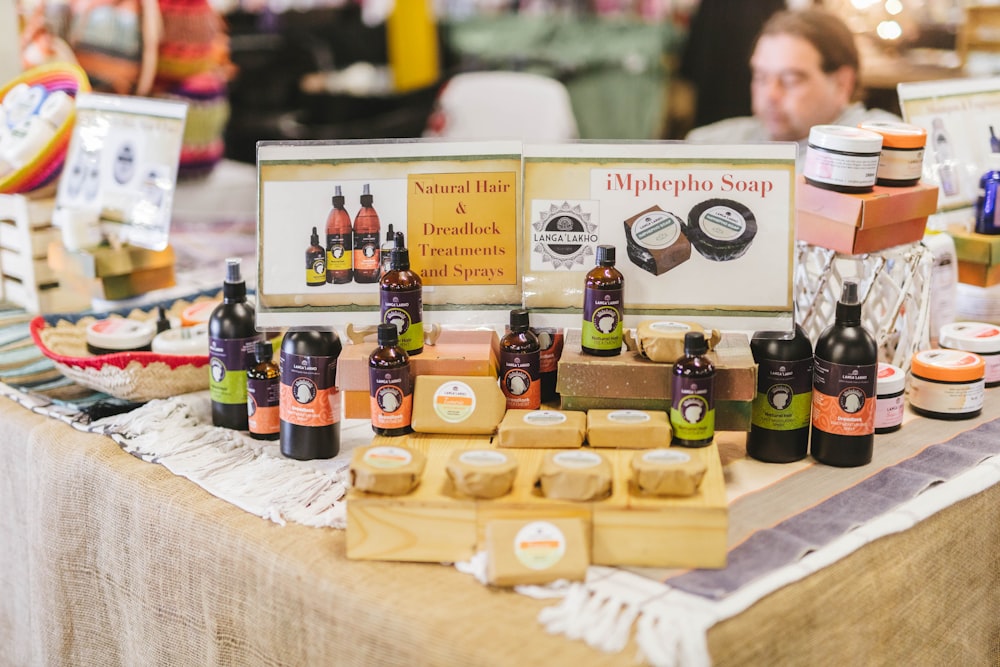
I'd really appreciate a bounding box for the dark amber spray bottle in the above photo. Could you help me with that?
[353,184,381,283]
[326,185,353,284]
[369,322,413,436]
[500,308,541,410]
[379,231,423,355]
[582,244,624,356]
[306,226,326,287]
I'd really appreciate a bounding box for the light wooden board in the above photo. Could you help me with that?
[346,433,727,568]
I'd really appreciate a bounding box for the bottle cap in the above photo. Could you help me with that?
[310,226,319,245]
[876,362,906,395]
[683,331,707,356]
[254,339,273,362]
[225,257,242,283]
[939,321,1000,354]
[510,308,530,331]
[390,230,409,270]
[332,185,344,207]
[911,348,985,382]
[223,257,246,301]
[361,183,373,206]
[595,244,616,266]
[377,322,399,346]
[836,280,862,324]
[385,222,394,243]
[808,125,883,154]
[857,121,927,149]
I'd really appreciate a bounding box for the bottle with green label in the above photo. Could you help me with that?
[748,325,813,463]
[582,244,624,356]
[670,331,715,447]
[209,257,262,430]
[379,231,423,355]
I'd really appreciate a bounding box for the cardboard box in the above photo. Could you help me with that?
[949,228,1000,265]
[337,328,500,392]
[47,242,177,300]
[795,179,938,254]
[957,260,1000,287]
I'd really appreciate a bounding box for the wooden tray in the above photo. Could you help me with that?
[346,433,727,569]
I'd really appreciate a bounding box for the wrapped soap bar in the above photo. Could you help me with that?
[350,445,426,496]
[486,518,589,587]
[624,205,691,276]
[445,449,519,499]
[630,448,706,497]
[537,450,612,501]
[496,409,587,449]
[410,376,507,435]
[628,320,721,363]
[587,409,671,448]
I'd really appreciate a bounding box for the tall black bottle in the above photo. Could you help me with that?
[811,281,878,467]
[747,325,813,463]
[209,257,262,430]
[280,328,343,460]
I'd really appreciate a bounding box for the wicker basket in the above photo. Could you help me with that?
[30,292,221,401]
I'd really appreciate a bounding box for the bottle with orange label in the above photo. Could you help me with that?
[325,185,353,284]
[500,308,541,410]
[353,184,381,283]
[810,280,877,467]
[280,328,342,460]
[247,340,279,441]
[369,323,413,436]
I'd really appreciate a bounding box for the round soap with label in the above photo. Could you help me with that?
[350,445,426,496]
[445,449,518,499]
[536,449,612,501]
[630,448,707,497]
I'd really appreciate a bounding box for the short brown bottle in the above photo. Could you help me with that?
[379,231,423,355]
[500,309,541,410]
[369,323,413,437]
[247,340,279,441]
[306,226,326,287]
[670,331,716,447]
[581,244,624,356]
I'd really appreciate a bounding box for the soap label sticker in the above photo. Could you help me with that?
[642,449,691,465]
[432,380,477,423]
[649,321,691,334]
[631,210,682,250]
[608,410,651,424]
[459,450,509,467]
[553,450,602,469]
[514,521,566,571]
[523,410,567,426]
[363,446,413,469]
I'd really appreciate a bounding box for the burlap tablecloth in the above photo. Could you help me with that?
[2,394,997,666]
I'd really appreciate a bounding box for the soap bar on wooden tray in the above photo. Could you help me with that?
[410,375,506,435]
[496,409,587,448]
[350,445,427,496]
[587,409,671,448]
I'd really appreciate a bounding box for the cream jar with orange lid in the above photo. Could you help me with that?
[858,121,927,187]
[908,349,986,420]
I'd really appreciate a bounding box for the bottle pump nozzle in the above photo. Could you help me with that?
[223,257,246,301]
[836,280,862,325]
[225,257,242,283]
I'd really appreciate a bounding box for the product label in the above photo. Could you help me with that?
[608,409,651,424]
[306,251,326,285]
[500,348,540,410]
[354,231,380,274]
[698,205,747,241]
[209,335,262,406]
[552,450,601,469]
[633,211,682,249]
[363,446,413,468]
[369,365,413,431]
[326,233,352,274]
[381,292,423,354]
[522,410,566,426]
[247,376,279,435]
[533,327,564,375]
[641,449,691,465]
[877,147,925,181]
[811,358,876,436]
[751,357,813,431]
[670,375,715,442]
[909,376,985,414]
[874,392,904,430]
[432,380,476,423]
[459,450,509,467]
[581,286,623,352]
[279,352,340,427]
[804,147,879,187]
[514,521,566,571]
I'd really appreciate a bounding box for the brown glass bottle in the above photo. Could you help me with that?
[582,244,624,356]
[379,231,423,355]
[280,328,342,460]
[379,222,395,279]
[353,183,381,283]
[670,331,716,447]
[306,226,326,287]
[369,323,413,436]
[325,185,353,284]
[500,309,541,410]
[247,340,279,441]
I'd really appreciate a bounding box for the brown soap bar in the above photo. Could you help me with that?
[486,518,589,587]
[496,409,587,449]
[623,205,691,276]
[445,449,519,499]
[586,409,671,448]
[631,448,707,497]
[350,445,427,496]
[537,450,612,501]
[411,375,507,435]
